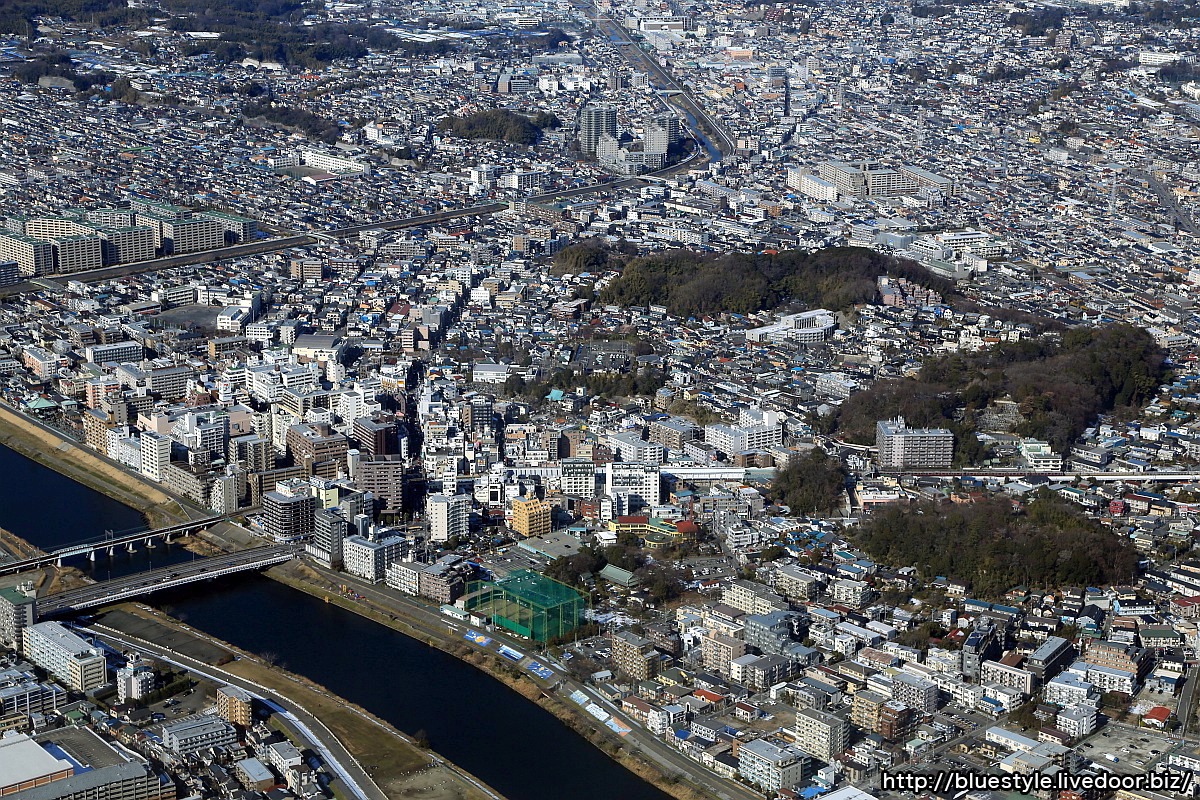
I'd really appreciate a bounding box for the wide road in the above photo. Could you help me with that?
[324,564,761,800]
[39,545,295,614]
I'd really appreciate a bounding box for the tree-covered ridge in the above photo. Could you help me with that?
[851,494,1139,598]
[436,109,561,145]
[0,0,144,36]
[597,246,955,317]
[831,323,1166,453]
[243,101,341,144]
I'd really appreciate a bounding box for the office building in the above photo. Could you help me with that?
[115,656,155,704]
[559,458,597,497]
[644,114,681,155]
[286,423,349,479]
[579,104,618,156]
[850,689,888,733]
[961,622,1001,681]
[307,508,348,569]
[611,630,658,681]
[342,534,405,583]
[0,668,65,717]
[1027,636,1076,681]
[892,672,940,713]
[262,483,317,542]
[161,716,238,755]
[358,455,406,515]
[876,417,954,470]
[702,632,747,676]
[353,417,399,458]
[0,232,54,277]
[428,493,470,543]
[22,622,107,692]
[0,728,174,800]
[737,739,809,795]
[0,587,36,649]
[606,462,661,511]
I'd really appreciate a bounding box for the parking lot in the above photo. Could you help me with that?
[1079,724,1177,773]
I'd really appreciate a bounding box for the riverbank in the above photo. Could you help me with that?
[264,561,714,800]
[99,602,503,800]
[0,408,722,800]
[0,405,177,529]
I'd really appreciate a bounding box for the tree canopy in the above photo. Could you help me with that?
[772,450,847,516]
[598,246,954,317]
[436,109,560,145]
[851,493,1138,598]
[834,323,1165,454]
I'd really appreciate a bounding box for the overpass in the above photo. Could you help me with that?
[37,545,296,616]
[0,515,225,576]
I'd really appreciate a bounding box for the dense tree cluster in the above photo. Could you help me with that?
[436,109,560,145]
[851,494,1139,598]
[0,0,146,35]
[550,238,636,276]
[834,324,1165,454]
[242,101,341,144]
[1007,7,1067,35]
[544,543,685,604]
[154,0,436,67]
[772,450,847,516]
[598,246,954,317]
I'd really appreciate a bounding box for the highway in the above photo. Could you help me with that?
[38,545,295,615]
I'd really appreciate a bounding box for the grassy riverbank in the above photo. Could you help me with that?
[266,562,714,800]
[100,603,499,800]
[0,406,177,528]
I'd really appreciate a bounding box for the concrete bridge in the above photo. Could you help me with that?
[37,545,297,616]
[0,516,228,576]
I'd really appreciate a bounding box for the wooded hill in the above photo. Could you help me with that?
[851,494,1139,598]
[829,323,1166,455]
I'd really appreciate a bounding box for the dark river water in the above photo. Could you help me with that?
[0,444,671,800]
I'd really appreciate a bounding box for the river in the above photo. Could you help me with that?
[0,444,196,579]
[0,443,672,800]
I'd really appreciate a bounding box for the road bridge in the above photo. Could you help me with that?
[37,545,296,615]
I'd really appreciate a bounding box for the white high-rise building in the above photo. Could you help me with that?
[606,462,660,511]
[22,622,107,692]
[876,417,954,470]
[139,431,173,483]
[116,655,156,703]
[428,494,470,543]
